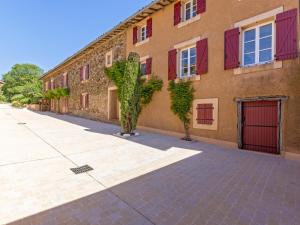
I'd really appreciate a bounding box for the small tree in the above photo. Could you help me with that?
[105,52,162,134]
[43,88,69,113]
[168,80,195,141]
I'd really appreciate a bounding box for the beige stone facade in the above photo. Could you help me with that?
[42,0,300,155]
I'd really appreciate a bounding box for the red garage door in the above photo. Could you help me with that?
[242,101,279,154]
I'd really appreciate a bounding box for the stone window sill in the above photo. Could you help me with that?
[135,38,150,47]
[234,61,282,75]
[81,80,89,84]
[177,15,201,29]
[175,75,200,83]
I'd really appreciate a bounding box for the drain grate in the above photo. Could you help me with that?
[70,165,94,174]
[17,122,26,125]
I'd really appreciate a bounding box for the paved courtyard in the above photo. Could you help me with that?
[0,104,299,225]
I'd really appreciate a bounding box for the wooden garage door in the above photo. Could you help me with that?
[242,101,279,154]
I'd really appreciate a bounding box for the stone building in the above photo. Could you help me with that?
[42,32,126,121]
[41,0,300,158]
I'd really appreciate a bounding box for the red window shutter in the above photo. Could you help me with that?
[168,49,177,80]
[86,64,90,79]
[196,38,208,75]
[80,95,83,108]
[66,73,69,87]
[197,0,206,14]
[61,76,64,87]
[174,2,181,26]
[48,82,51,90]
[146,57,152,75]
[86,94,89,108]
[224,28,240,70]
[80,67,83,81]
[197,104,214,125]
[276,9,298,60]
[133,26,138,44]
[146,18,152,38]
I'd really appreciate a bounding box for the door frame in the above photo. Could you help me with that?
[236,96,288,154]
[107,86,120,121]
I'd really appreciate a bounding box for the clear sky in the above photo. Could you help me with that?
[0,0,152,79]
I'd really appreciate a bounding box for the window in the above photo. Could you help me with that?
[193,98,218,130]
[196,104,214,125]
[180,46,197,78]
[140,26,147,42]
[105,51,113,67]
[80,93,89,109]
[80,64,90,81]
[184,0,197,21]
[140,62,147,76]
[243,23,274,66]
[51,79,54,89]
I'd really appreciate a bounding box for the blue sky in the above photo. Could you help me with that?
[0,0,152,78]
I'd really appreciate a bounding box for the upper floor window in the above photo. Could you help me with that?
[243,23,274,66]
[184,0,197,21]
[140,26,147,42]
[180,46,197,78]
[80,64,90,81]
[105,51,113,67]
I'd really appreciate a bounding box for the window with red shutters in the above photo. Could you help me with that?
[80,94,83,108]
[197,0,206,14]
[146,18,152,38]
[133,27,138,44]
[196,38,208,75]
[276,8,298,61]
[146,57,152,75]
[86,64,90,79]
[61,76,64,87]
[168,49,177,80]
[224,28,240,70]
[197,104,214,125]
[174,2,181,26]
[66,73,69,87]
[80,67,83,81]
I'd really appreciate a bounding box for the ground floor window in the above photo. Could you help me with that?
[80,93,89,109]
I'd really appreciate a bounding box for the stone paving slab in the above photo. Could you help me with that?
[0,104,299,225]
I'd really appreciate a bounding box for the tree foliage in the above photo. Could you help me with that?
[2,64,43,106]
[105,52,163,134]
[168,80,195,140]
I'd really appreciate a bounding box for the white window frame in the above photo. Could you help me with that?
[140,25,147,42]
[179,45,197,78]
[50,79,54,89]
[62,72,68,87]
[183,0,197,22]
[105,50,113,67]
[45,81,49,91]
[140,61,147,76]
[242,21,275,67]
[81,93,89,109]
[81,65,89,81]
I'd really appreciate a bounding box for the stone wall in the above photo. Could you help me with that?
[44,32,126,121]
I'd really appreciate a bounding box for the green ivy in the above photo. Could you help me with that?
[105,52,162,134]
[168,80,195,140]
[141,76,163,106]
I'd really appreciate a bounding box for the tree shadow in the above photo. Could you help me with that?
[31,110,231,152]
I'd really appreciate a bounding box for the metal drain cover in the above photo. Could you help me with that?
[17,122,26,125]
[71,165,94,174]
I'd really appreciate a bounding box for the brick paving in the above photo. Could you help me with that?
[1,105,299,225]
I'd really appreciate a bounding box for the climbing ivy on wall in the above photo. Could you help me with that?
[168,80,195,141]
[105,52,163,134]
